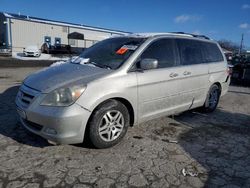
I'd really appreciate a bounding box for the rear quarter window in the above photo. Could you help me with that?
[177,39,224,65]
[201,42,224,63]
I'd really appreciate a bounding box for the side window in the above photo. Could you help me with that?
[202,42,224,63]
[176,39,203,65]
[140,39,176,68]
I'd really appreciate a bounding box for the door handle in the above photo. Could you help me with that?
[169,73,179,78]
[183,71,191,76]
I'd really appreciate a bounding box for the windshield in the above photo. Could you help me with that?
[72,37,146,70]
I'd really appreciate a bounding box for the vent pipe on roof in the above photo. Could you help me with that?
[18,12,21,16]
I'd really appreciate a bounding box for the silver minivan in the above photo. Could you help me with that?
[16,33,230,148]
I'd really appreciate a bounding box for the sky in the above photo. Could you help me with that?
[1,0,250,49]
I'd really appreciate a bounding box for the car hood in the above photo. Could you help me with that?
[24,63,112,93]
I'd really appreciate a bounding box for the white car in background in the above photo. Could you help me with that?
[23,45,41,57]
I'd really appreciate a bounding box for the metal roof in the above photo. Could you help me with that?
[1,12,130,35]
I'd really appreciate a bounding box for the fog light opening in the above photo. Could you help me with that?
[44,128,57,135]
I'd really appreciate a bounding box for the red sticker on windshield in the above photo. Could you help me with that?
[116,48,128,55]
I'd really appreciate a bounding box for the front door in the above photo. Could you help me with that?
[136,38,188,122]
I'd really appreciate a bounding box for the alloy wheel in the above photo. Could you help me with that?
[98,110,124,142]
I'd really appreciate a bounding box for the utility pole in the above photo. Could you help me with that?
[238,33,244,55]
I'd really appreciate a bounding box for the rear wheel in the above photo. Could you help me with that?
[202,84,220,112]
[88,100,130,149]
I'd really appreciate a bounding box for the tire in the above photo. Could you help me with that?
[41,45,45,54]
[88,100,130,149]
[202,84,221,113]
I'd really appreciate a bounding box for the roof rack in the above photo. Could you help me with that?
[170,32,211,40]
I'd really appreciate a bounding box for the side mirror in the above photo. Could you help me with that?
[140,58,158,70]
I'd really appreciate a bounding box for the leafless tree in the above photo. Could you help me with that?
[217,39,240,52]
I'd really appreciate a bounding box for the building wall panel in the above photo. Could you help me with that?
[10,18,125,52]
[68,27,112,48]
[11,19,68,51]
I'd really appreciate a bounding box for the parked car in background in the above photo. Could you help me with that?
[41,42,71,54]
[16,33,230,148]
[23,45,41,57]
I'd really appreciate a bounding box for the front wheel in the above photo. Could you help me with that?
[88,100,130,149]
[202,84,221,112]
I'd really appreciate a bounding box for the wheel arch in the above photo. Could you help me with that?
[83,97,135,144]
[112,97,135,127]
[86,97,135,132]
[97,98,135,126]
[212,82,222,95]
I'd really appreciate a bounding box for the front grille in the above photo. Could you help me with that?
[19,90,34,106]
[23,119,43,131]
[16,85,40,108]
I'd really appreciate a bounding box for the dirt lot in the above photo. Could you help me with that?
[0,59,250,188]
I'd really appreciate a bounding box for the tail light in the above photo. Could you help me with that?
[227,66,233,76]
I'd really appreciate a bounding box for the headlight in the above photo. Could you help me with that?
[40,83,86,106]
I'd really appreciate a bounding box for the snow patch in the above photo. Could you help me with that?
[50,56,78,67]
[50,61,68,67]
[50,57,96,68]
[12,52,71,61]
[73,57,90,65]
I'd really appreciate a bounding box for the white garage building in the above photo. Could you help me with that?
[0,12,129,54]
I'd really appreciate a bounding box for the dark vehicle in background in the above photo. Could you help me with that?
[230,53,250,67]
[229,52,250,84]
[41,42,71,54]
[0,42,11,56]
[224,52,233,61]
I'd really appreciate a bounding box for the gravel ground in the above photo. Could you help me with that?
[0,60,250,188]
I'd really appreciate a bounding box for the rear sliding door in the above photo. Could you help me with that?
[174,39,210,109]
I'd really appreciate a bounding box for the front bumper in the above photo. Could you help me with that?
[24,52,40,57]
[16,86,91,144]
[0,48,12,56]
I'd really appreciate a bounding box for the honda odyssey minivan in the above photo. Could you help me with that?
[16,33,230,148]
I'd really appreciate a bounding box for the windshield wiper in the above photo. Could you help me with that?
[86,62,112,70]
